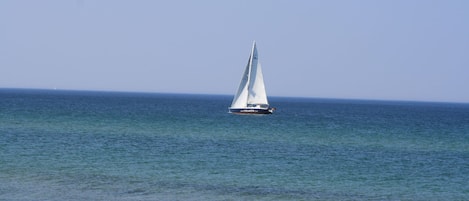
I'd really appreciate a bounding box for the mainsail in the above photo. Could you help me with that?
[230,41,269,109]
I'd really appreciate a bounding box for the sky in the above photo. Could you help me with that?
[1,0,468,103]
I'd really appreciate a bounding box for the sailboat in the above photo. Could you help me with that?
[229,41,275,114]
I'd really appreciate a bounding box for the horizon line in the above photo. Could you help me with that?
[1,87,468,105]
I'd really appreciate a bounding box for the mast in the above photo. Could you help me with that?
[247,41,269,106]
[245,41,256,104]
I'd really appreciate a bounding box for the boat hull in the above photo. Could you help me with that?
[229,108,274,115]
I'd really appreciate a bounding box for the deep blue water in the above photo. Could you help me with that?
[1,89,468,200]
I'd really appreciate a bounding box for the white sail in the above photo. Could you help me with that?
[230,41,269,109]
[230,56,251,108]
[247,54,269,106]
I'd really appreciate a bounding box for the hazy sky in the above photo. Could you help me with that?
[1,0,468,102]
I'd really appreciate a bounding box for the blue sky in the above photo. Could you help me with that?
[1,0,468,102]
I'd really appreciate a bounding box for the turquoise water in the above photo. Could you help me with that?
[1,89,468,200]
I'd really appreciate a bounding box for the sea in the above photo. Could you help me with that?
[1,89,468,201]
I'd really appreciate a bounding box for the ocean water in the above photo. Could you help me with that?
[1,89,468,201]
